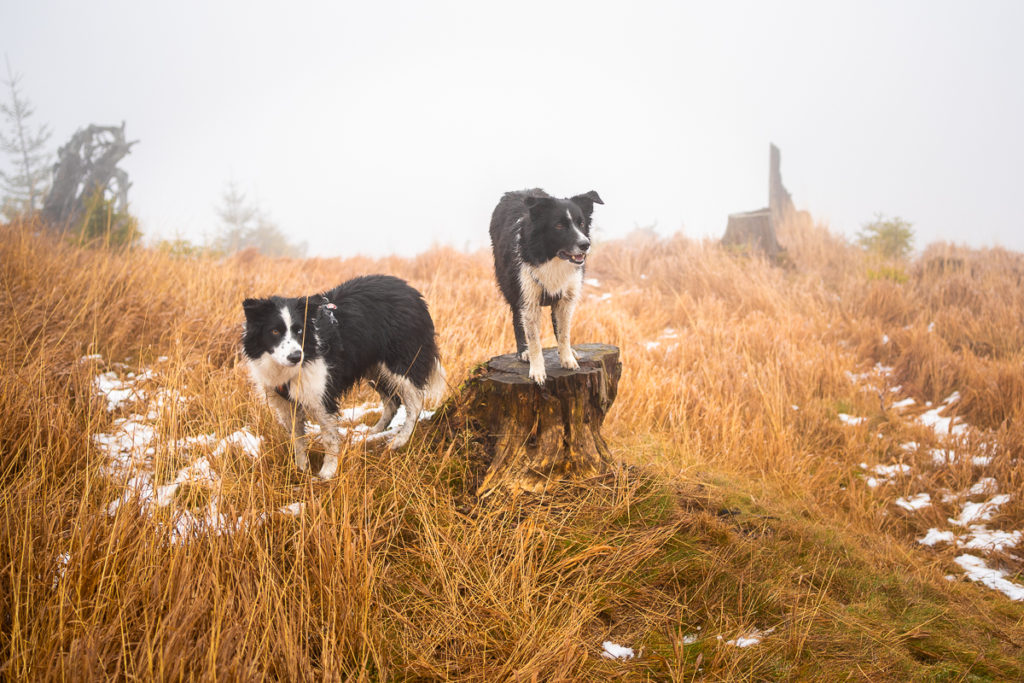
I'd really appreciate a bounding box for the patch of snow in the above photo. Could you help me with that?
[279,502,304,516]
[644,341,661,351]
[601,641,634,660]
[881,334,890,344]
[79,354,104,363]
[54,552,70,587]
[838,413,866,426]
[918,528,955,547]
[955,554,1024,601]
[93,372,146,411]
[969,478,999,496]
[337,402,380,424]
[973,455,993,467]
[681,634,698,645]
[892,397,916,411]
[873,463,911,477]
[949,494,1011,527]
[895,493,931,511]
[584,278,601,287]
[723,627,773,648]
[931,448,957,466]
[962,527,1022,553]
[918,404,968,438]
[212,429,262,459]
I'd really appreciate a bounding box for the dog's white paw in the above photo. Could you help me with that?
[518,350,530,362]
[317,456,338,479]
[529,364,547,385]
[559,346,580,370]
[294,449,309,472]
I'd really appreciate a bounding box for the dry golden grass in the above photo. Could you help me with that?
[3,216,1024,680]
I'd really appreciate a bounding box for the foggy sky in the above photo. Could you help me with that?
[3,0,1023,257]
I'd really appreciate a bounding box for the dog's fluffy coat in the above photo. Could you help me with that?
[242,274,445,478]
[489,188,603,384]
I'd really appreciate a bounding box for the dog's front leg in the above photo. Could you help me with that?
[519,300,546,384]
[266,390,309,472]
[552,292,580,370]
[305,404,342,479]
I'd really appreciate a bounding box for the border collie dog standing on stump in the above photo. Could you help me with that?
[489,188,604,385]
[242,275,446,479]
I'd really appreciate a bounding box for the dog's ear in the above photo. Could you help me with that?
[570,191,604,217]
[523,195,555,220]
[242,298,271,322]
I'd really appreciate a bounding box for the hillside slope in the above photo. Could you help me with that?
[2,219,1024,680]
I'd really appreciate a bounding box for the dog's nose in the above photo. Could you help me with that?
[287,350,302,364]
[577,237,591,252]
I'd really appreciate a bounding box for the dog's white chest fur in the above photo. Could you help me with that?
[247,355,329,409]
[520,259,582,299]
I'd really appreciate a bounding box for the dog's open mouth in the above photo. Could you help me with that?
[558,250,587,265]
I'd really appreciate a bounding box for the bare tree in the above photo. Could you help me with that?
[0,57,52,220]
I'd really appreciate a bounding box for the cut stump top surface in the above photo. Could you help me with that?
[484,343,620,386]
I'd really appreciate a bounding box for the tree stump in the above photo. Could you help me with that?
[453,343,621,498]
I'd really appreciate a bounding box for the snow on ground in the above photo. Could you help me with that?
[643,327,680,352]
[86,356,304,545]
[844,357,1023,600]
[895,493,931,511]
[719,627,775,648]
[955,555,1024,601]
[601,641,634,659]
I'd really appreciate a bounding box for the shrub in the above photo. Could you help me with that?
[856,215,914,261]
[76,187,140,247]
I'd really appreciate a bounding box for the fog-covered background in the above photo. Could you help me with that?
[3,0,1022,256]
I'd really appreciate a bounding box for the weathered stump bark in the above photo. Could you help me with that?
[453,343,620,497]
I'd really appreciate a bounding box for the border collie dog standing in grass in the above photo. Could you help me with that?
[489,188,604,384]
[242,275,446,478]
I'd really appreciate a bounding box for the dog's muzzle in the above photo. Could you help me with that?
[557,249,588,265]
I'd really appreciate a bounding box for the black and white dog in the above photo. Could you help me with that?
[489,188,603,384]
[241,275,446,478]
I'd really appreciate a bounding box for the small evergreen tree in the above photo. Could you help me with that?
[0,58,52,221]
[857,214,914,261]
[212,180,306,257]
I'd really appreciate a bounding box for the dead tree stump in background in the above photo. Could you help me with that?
[451,343,621,498]
[721,142,789,260]
[42,123,137,231]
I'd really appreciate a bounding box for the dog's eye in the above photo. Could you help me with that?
[555,223,566,230]
[271,329,281,336]
[294,327,303,336]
